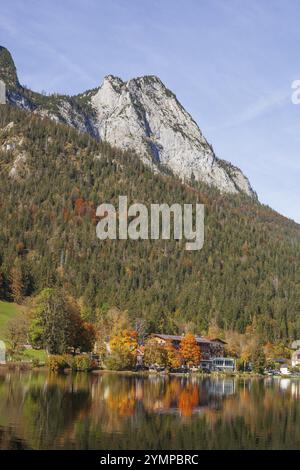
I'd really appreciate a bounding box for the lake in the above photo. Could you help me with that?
[0,369,300,450]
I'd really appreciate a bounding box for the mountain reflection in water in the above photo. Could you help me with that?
[0,370,300,450]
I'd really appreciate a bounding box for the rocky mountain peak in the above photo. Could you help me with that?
[104,74,124,85]
[0,46,256,198]
[0,46,20,88]
[91,74,256,197]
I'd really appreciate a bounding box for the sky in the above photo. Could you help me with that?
[0,0,300,222]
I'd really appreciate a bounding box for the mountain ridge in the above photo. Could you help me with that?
[0,45,256,198]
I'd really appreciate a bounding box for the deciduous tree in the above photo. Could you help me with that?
[143,337,168,368]
[108,329,138,370]
[165,340,182,369]
[179,333,200,367]
[5,314,28,358]
[29,289,96,354]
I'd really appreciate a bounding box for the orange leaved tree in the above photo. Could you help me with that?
[179,333,200,368]
[165,340,182,369]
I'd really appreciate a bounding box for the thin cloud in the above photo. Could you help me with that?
[0,16,18,36]
[0,9,95,91]
[208,89,290,131]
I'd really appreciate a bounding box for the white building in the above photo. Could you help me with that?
[212,357,236,372]
[291,350,300,367]
[0,340,6,364]
[280,366,291,375]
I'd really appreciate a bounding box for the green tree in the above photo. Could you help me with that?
[9,259,24,304]
[29,288,72,354]
[251,344,266,374]
[5,314,28,359]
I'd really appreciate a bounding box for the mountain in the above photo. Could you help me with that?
[0,46,255,197]
[1,46,299,341]
[0,46,98,138]
[0,104,299,341]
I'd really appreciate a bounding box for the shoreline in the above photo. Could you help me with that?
[1,364,300,380]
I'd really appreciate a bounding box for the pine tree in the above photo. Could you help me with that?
[251,344,266,374]
[9,259,24,304]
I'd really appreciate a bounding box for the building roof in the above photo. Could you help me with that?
[209,337,227,345]
[273,358,287,364]
[152,333,223,345]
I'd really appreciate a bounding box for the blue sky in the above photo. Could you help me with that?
[1,0,300,222]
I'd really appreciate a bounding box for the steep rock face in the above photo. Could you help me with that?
[0,47,98,137]
[0,46,255,197]
[0,46,20,88]
[90,75,255,196]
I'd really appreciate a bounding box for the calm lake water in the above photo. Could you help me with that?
[1,369,300,450]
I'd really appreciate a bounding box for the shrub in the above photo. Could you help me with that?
[105,349,135,371]
[236,358,245,372]
[47,355,69,372]
[71,354,94,371]
[32,358,40,368]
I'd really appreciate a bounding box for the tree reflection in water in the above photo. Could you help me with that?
[0,370,300,449]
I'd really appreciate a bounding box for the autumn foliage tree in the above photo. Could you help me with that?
[179,333,200,367]
[79,322,96,352]
[143,337,168,368]
[95,307,130,362]
[107,329,138,370]
[165,340,182,369]
[110,329,138,356]
[69,313,96,353]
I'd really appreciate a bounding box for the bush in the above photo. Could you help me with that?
[47,355,70,372]
[236,358,246,372]
[32,358,40,368]
[105,349,135,371]
[71,354,95,371]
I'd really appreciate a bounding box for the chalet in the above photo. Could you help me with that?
[150,333,226,362]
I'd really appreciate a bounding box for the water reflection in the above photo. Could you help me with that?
[1,370,300,449]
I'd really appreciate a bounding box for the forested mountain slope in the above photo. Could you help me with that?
[0,105,299,341]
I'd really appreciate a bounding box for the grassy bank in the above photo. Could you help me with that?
[0,301,21,338]
[0,301,47,363]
